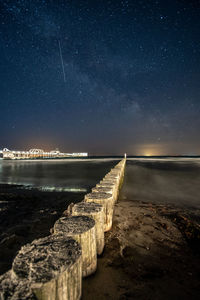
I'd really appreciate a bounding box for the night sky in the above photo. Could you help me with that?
[0,0,200,155]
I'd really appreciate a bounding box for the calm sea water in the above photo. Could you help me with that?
[1,158,200,208]
[121,158,200,209]
[0,159,119,193]
[0,158,119,275]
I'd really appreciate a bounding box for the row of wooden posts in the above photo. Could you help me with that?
[0,159,126,300]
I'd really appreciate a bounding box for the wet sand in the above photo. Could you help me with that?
[83,160,200,299]
[83,199,200,299]
[0,159,117,275]
[1,159,200,299]
[122,159,200,208]
[0,184,86,275]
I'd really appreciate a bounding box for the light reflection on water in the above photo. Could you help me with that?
[0,181,87,193]
[38,187,87,192]
[0,159,117,192]
[121,158,200,209]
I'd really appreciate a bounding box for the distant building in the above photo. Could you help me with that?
[1,148,88,160]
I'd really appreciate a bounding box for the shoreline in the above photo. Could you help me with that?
[0,184,86,275]
[1,158,200,298]
[0,159,126,299]
[0,159,118,276]
[1,192,200,298]
[82,195,200,299]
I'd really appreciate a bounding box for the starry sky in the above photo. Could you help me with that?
[0,0,200,155]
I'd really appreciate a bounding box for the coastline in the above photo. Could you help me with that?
[0,183,86,275]
[1,158,200,299]
[0,159,118,276]
[82,196,200,299]
[0,184,200,298]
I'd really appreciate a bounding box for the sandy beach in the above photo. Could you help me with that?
[83,159,200,299]
[1,0,200,297]
[1,159,200,299]
[83,197,200,299]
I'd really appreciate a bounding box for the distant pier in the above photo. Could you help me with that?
[1,148,88,160]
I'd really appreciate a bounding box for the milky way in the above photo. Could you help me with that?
[0,0,200,155]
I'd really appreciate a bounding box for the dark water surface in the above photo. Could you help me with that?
[0,159,119,275]
[0,159,119,192]
[1,158,200,275]
[121,158,200,209]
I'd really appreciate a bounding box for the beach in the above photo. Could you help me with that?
[83,200,200,299]
[0,158,200,299]
[0,159,117,275]
[83,159,200,299]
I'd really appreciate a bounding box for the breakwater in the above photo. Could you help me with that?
[0,158,126,299]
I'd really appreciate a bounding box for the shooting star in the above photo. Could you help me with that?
[58,40,66,82]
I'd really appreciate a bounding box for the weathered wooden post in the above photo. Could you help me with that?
[104,174,120,183]
[100,179,119,199]
[2,234,82,300]
[109,170,122,178]
[105,170,121,177]
[84,192,114,232]
[106,171,122,182]
[95,182,118,202]
[0,158,127,300]
[53,216,97,277]
[100,179,118,186]
[92,186,113,195]
[0,270,33,300]
[104,175,120,188]
[110,168,123,176]
[96,181,117,190]
[72,202,104,255]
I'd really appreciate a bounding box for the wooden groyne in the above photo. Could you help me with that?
[0,158,126,299]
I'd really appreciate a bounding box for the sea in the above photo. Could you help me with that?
[0,158,119,193]
[1,157,200,275]
[0,157,200,208]
[121,157,200,209]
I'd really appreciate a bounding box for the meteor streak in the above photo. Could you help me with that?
[58,40,66,82]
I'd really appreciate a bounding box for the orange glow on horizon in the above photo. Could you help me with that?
[144,153,153,156]
[133,143,167,156]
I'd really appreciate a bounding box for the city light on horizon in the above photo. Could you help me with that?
[0,1,199,155]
